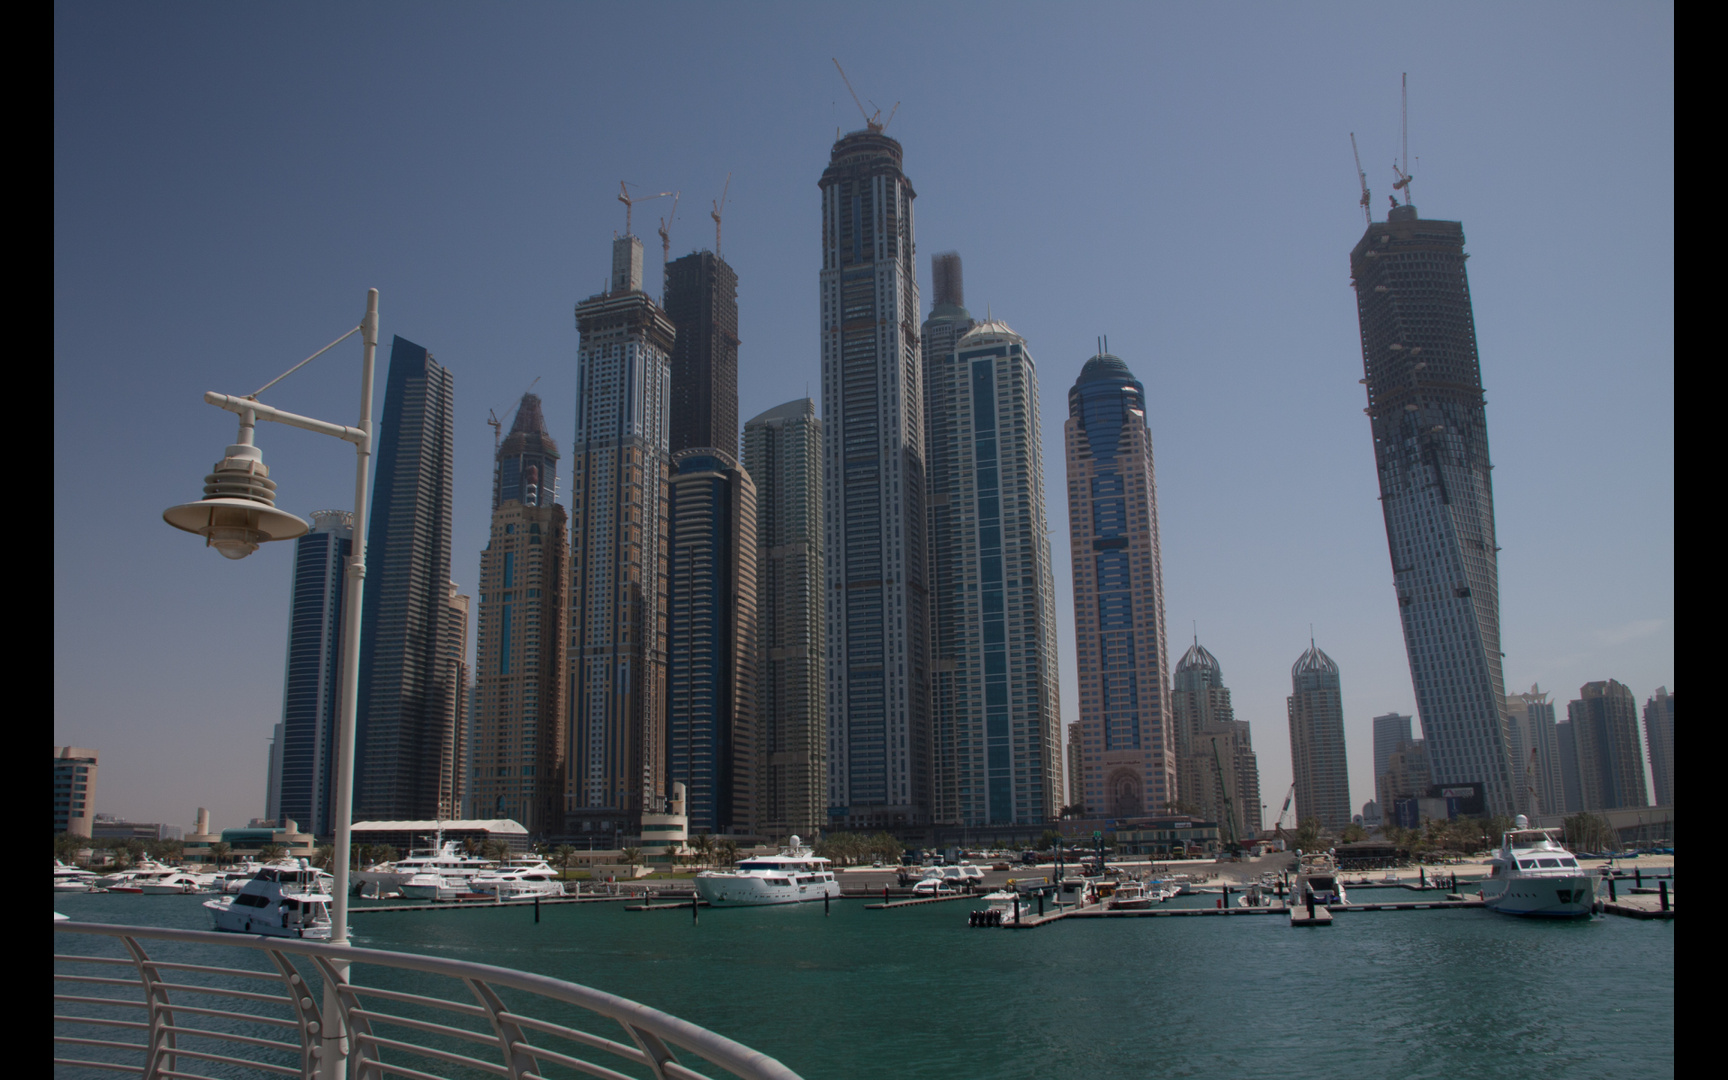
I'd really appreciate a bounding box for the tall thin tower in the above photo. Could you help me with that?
[1352,190,1520,816]
[568,234,676,843]
[273,509,352,837]
[818,127,929,829]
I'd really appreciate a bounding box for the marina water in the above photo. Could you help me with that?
[55,888,1673,1079]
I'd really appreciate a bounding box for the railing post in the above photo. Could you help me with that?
[466,978,536,1078]
[120,935,176,1080]
[263,949,326,1078]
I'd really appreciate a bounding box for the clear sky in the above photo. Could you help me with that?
[54,2,1673,835]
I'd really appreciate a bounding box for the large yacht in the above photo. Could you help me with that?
[53,861,101,893]
[469,858,564,899]
[204,861,336,939]
[693,837,842,907]
[1479,816,1596,918]
[353,838,495,896]
[1292,852,1347,907]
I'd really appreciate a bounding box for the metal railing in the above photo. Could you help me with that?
[55,921,803,1080]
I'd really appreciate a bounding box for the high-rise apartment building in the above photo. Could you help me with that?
[471,396,569,833]
[1064,351,1174,818]
[54,747,99,836]
[1567,679,1648,811]
[1066,723,1083,816]
[1555,720,1583,814]
[356,336,457,821]
[664,251,740,457]
[1371,713,1414,789]
[1351,201,1519,817]
[666,448,759,835]
[926,316,1062,827]
[1172,641,1261,842]
[437,581,470,820]
[568,235,675,841]
[1287,642,1351,833]
[1644,686,1674,807]
[1506,684,1564,816]
[744,399,826,841]
[270,510,353,836]
[819,128,930,829]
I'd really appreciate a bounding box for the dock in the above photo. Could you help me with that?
[352,893,647,915]
[1289,905,1332,927]
[864,893,974,910]
[1602,895,1675,920]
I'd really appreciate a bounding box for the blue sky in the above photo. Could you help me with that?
[54,2,1673,833]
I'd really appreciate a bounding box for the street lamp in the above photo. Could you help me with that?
[163,288,378,1080]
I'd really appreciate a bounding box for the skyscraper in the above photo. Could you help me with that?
[666,448,759,835]
[1064,350,1174,818]
[568,235,675,841]
[471,395,569,833]
[1567,679,1648,811]
[819,128,930,829]
[1644,686,1674,807]
[664,250,740,456]
[1172,641,1260,841]
[925,316,1062,827]
[1555,719,1583,814]
[1287,642,1351,834]
[1351,201,1520,817]
[1371,713,1414,787]
[53,747,99,837]
[744,399,826,841]
[1506,684,1564,816]
[356,335,457,821]
[437,581,470,820]
[271,509,352,837]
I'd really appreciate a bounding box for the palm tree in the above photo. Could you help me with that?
[208,841,232,866]
[716,838,740,867]
[552,844,578,878]
[619,846,642,870]
[258,843,287,862]
[689,832,714,869]
[312,844,336,870]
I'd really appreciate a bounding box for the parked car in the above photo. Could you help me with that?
[992,862,1012,872]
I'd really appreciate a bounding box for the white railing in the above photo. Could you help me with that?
[54,921,803,1080]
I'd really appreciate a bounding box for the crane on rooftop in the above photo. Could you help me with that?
[657,191,680,265]
[711,172,731,258]
[832,58,898,134]
[1391,73,1415,205]
[618,181,675,237]
[1350,132,1372,226]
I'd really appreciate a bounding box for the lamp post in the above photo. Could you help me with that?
[164,288,378,1079]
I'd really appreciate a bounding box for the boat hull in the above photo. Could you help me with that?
[203,898,333,939]
[694,876,843,907]
[1479,874,1596,918]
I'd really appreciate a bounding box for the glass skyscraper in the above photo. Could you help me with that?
[1171,640,1260,841]
[819,128,930,829]
[356,335,457,821]
[1064,350,1174,818]
[1352,200,1519,817]
[926,315,1061,827]
[1287,642,1351,833]
[272,509,352,837]
[664,250,740,457]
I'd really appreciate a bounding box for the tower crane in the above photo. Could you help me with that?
[1391,73,1415,204]
[1273,782,1297,840]
[618,182,675,237]
[711,173,731,257]
[1350,132,1372,226]
[1210,740,1239,853]
[657,191,680,265]
[832,58,898,134]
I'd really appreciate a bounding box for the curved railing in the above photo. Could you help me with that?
[54,921,804,1079]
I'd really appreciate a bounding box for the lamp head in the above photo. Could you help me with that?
[164,424,308,558]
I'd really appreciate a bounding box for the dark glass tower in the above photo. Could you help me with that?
[819,129,929,829]
[356,335,457,820]
[1352,201,1519,817]
[274,510,353,837]
[664,251,740,456]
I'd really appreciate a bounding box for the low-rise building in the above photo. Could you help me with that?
[54,746,99,837]
[183,819,317,863]
[1060,815,1221,857]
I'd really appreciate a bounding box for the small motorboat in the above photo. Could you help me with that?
[204,861,336,939]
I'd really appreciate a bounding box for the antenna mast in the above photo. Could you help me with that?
[1350,133,1372,225]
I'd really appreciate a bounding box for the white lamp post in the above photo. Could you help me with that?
[163,288,377,1079]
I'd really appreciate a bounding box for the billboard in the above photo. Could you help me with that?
[1426,781,1485,817]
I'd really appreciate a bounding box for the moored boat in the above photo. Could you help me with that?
[1292,853,1347,907]
[693,836,842,907]
[1479,816,1596,918]
[204,861,336,939]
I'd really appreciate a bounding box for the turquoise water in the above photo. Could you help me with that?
[55,889,1673,1079]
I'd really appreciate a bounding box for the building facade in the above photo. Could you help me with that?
[925,316,1062,827]
[1506,684,1564,816]
[743,399,826,841]
[1286,643,1351,833]
[567,234,676,842]
[1351,202,1520,817]
[819,128,930,829]
[1064,351,1175,819]
[1568,679,1648,812]
[437,581,470,820]
[54,746,99,836]
[356,336,457,821]
[1371,713,1414,796]
[1172,641,1262,841]
[471,395,569,834]
[663,251,740,457]
[666,447,759,835]
[270,510,352,837]
[1644,686,1674,808]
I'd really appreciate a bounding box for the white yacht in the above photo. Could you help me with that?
[1292,853,1347,907]
[1479,816,1596,918]
[204,861,335,939]
[54,861,101,893]
[469,858,564,899]
[353,839,494,896]
[99,860,181,893]
[140,872,209,895]
[693,837,842,907]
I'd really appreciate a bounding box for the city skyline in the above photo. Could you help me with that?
[53,5,1673,833]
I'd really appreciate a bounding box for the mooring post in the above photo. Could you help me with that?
[1608,875,1617,902]
[1306,893,1316,920]
[1635,867,1643,888]
[535,893,541,923]
[1038,892,1044,917]
[692,893,699,925]
[1659,880,1669,911]
[825,892,830,916]
[1419,867,1426,889]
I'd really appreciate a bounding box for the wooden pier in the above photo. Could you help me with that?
[1602,895,1675,920]
[864,893,974,910]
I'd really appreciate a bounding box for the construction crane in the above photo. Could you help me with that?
[1391,73,1415,204]
[656,191,680,265]
[485,376,542,456]
[1526,747,1542,817]
[832,58,898,134]
[1350,132,1372,226]
[711,173,731,257]
[618,182,675,237]
[1210,740,1239,854]
[1273,782,1297,841]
